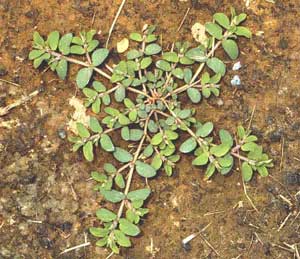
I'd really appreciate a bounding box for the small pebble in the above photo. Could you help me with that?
[268,129,283,142]
[232,61,242,71]
[57,129,66,139]
[231,75,241,87]
[284,172,300,185]
[0,63,7,76]
[216,98,224,106]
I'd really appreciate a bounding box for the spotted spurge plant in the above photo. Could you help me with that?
[29,8,273,255]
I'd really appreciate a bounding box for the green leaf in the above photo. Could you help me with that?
[235,26,252,38]
[70,45,85,54]
[92,98,101,114]
[115,174,125,188]
[114,230,131,247]
[242,162,253,182]
[202,88,211,98]
[162,52,179,62]
[180,56,194,65]
[96,208,117,222]
[101,189,125,203]
[76,122,90,138]
[127,49,142,60]
[196,122,214,137]
[127,188,151,201]
[113,147,133,163]
[33,31,45,46]
[179,137,197,153]
[236,13,247,25]
[104,163,117,174]
[207,57,226,76]
[245,135,258,143]
[151,132,163,146]
[172,68,184,79]
[84,89,96,99]
[119,218,140,236]
[187,88,201,103]
[91,171,107,182]
[96,238,108,247]
[72,36,83,45]
[204,163,216,180]
[114,86,126,102]
[129,129,143,141]
[185,48,207,62]
[47,31,60,50]
[178,109,191,119]
[213,13,230,29]
[164,163,173,176]
[237,125,246,139]
[146,34,157,43]
[156,60,171,71]
[222,39,239,60]
[151,155,162,170]
[129,32,143,42]
[241,142,258,152]
[184,68,193,83]
[143,144,153,158]
[192,153,209,166]
[218,154,234,168]
[92,48,109,66]
[76,68,93,88]
[140,57,152,69]
[90,117,103,133]
[86,29,96,42]
[165,130,179,140]
[58,33,73,55]
[219,129,233,147]
[210,143,230,157]
[205,22,223,40]
[89,227,109,237]
[100,134,115,152]
[83,141,94,161]
[257,166,268,177]
[135,160,157,178]
[118,114,130,125]
[33,53,50,68]
[55,59,68,80]
[87,40,99,52]
[145,43,162,55]
[93,81,106,92]
[29,50,45,60]
[121,127,130,141]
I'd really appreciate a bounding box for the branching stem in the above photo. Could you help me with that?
[113,111,154,228]
[47,50,111,80]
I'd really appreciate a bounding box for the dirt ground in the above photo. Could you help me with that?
[0,0,300,258]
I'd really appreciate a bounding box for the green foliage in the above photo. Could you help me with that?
[29,10,272,256]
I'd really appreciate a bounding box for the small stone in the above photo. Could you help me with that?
[57,129,66,139]
[284,172,300,185]
[182,242,191,252]
[39,237,53,249]
[216,98,224,106]
[232,61,242,71]
[25,9,39,20]
[60,221,72,232]
[0,63,7,76]
[279,38,288,50]
[265,116,275,125]
[231,75,241,87]
[268,129,283,142]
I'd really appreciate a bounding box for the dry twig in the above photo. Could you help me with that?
[106,0,127,48]
[0,89,40,116]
